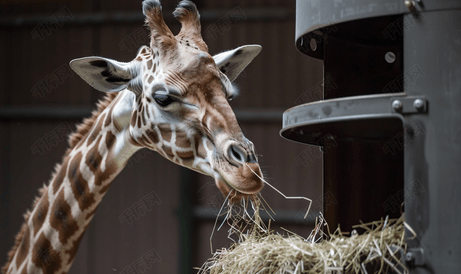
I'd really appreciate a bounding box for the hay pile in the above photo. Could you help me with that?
[198,199,409,274]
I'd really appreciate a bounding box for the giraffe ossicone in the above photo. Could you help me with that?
[3,0,263,273]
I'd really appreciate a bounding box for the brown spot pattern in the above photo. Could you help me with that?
[85,205,100,221]
[175,150,194,159]
[175,130,191,148]
[87,113,106,145]
[145,105,151,120]
[162,145,174,157]
[50,189,79,245]
[79,131,117,190]
[140,110,146,126]
[105,130,116,151]
[158,124,172,142]
[32,191,49,236]
[32,233,62,274]
[147,75,154,84]
[137,114,142,128]
[90,131,117,187]
[53,157,70,194]
[104,106,114,128]
[135,132,153,147]
[85,136,102,174]
[99,183,112,195]
[66,224,88,264]
[149,129,160,144]
[146,59,153,70]
[131,110,138,127]
[69,151,96,212]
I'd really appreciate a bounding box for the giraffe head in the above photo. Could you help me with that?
[69,0,263,202]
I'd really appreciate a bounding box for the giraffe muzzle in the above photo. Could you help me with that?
[216,140,264,199]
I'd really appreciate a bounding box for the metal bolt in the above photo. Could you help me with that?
[385,52,396,63]
[310,38,317,52]
[392,100,403,111]
[405,252,415,262]
[414,99,424,110]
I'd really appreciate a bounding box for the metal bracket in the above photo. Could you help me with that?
[390,96,427,114]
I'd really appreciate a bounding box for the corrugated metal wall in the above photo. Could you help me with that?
[0,0,324,273]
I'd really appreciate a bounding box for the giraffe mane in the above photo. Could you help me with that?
[65,92,118,156]
[2,92,118,274]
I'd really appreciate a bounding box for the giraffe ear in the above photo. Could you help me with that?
[213,45,261,82]
[70,57,139,92]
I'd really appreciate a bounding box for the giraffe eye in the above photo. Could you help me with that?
[154,94,176,107]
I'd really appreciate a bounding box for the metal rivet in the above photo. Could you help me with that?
[385,52,396,63]
[392,100,403,111]
[414,99,424,110]
[310,38,317,51]
[405,252,415,262]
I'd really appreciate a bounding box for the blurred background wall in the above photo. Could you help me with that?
[0,0,324,273]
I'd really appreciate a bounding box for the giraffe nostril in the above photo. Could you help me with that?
[231,146,243,162]
[226,143,248,166]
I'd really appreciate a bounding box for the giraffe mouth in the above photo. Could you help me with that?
[214,167,263,203]
[215,177,248,203]
[209,158,264,203]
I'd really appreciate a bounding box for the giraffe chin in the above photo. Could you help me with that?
[215,163,264,204]
[215,178,250,204]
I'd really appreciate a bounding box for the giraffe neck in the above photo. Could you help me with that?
[5,90,141,274]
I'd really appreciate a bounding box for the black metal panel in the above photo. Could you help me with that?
[323,133,404,232]
[296,13,405,97]
[323,15,404,98]
[403,10,461,273]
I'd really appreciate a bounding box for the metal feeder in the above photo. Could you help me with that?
[281,1,461,272]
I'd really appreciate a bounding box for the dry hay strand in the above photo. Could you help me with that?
[198,196,409,274]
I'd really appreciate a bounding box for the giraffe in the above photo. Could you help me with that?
[2,0,264,273]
